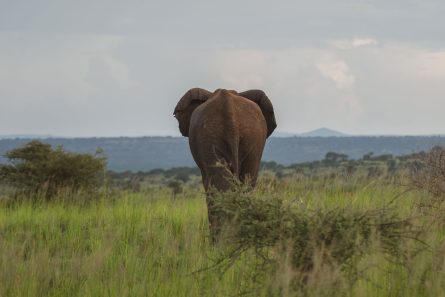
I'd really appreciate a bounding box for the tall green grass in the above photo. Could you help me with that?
[0,176,444,297]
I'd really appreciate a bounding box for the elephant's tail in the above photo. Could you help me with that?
[229,136,240,177]
[216,91,240,178]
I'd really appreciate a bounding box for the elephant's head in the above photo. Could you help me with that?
[174,88,277,137]
[174,88,213,137]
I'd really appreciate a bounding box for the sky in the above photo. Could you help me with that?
[1,0,445,137]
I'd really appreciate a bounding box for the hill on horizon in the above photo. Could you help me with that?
[1,136,445,171]
[298,128,348,137]
[273,128,348,137]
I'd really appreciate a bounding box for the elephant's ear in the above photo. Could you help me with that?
[239,90,277,137]
[174,88,212,137]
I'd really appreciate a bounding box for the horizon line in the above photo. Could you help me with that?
[2,133,445,139]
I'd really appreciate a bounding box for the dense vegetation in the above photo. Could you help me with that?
[107,149,428,193]
[1,142,445,296]
[0,141,106,200]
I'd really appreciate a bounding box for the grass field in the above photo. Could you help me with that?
[1,174,445,297]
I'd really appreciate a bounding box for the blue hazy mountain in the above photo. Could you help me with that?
[298,128,348,137]
[273,128,347,137]
[1,135,445,171]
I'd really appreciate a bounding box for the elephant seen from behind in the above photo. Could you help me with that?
[174,88,277,240]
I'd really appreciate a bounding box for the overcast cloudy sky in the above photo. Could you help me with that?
[1,0,444,137]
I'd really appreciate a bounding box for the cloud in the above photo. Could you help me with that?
[409,50,445,82]
[214,49,269,90]
[352,38,379,48]
[334,42,445,134]
[0,34,137,106]
[315,55,355,90]
[0,34,144,136]
[210,47,364,133]
[358,42,445,85]
[315,55,362,121]
[331,37,379,50]
[86,49,139,91]
[1,26,445,136]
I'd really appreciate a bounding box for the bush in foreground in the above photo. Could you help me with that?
[210,182,423,294]
[0,140,106,200]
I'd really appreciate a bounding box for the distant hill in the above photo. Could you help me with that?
[299,128,348,137]
[1,136,445,172]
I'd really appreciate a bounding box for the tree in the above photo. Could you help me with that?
[323,152,349,164]
[167,180,183,197]
[0,140,106,199]
[363,152,374,161]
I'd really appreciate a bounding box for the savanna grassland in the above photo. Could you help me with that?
[1,154,445,296]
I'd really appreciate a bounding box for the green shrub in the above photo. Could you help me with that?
[0,140,106,200]
[412,146,445,202]
[211,182,422,292]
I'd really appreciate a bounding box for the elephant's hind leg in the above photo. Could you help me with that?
[203,161,235,192]
[203,164,235,243]
[239,152,262,189]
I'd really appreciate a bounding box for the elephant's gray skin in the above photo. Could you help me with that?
[174,88,277,240]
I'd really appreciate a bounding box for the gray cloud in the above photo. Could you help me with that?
[0,0,444,136]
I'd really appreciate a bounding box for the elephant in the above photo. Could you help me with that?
[174,88,277,240]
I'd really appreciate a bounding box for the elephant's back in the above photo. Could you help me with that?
[189,92,267,155]
[190,93,266,138]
